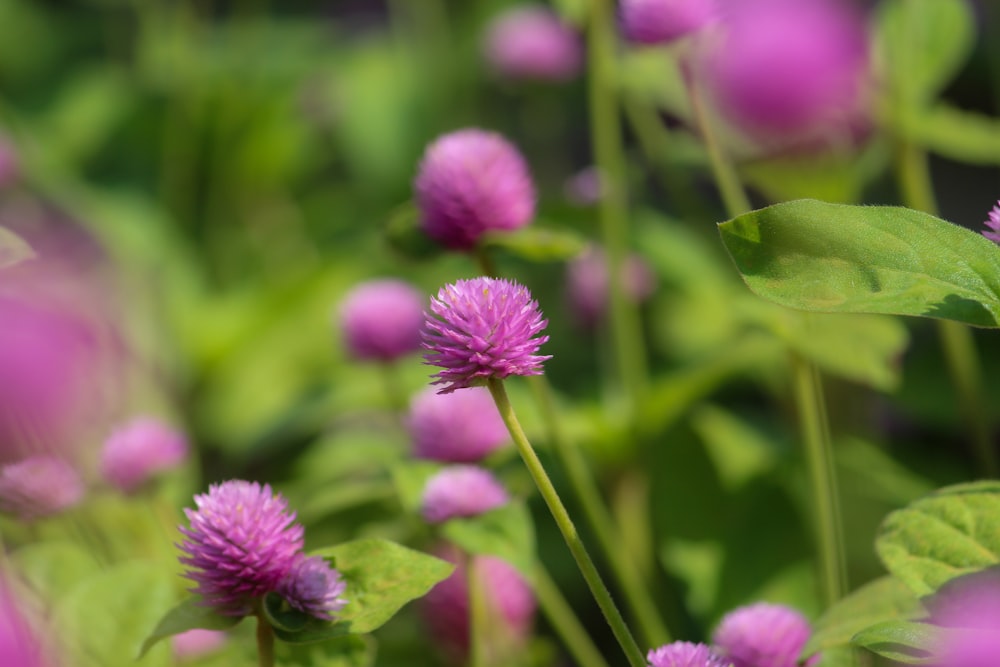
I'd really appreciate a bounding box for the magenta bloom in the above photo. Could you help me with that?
[982,201,1000,245]
[100,417,188,493]
[408,387,509,462]
[178,481,305,616]
[421,466,510,524]
[278,555,348,621]
[566,245,655,327]
[0,456,84,521]
[701,0,868,138]
[712,602,813,667]
[0,579,54,667]
[483,6,582,82]
[927,570,1000,667]
[423,277,551,393]
[339,279,425,362]
[172,629,228,659]
[648,641,730,667]
[414,129,536,251]
[620,0,717,45]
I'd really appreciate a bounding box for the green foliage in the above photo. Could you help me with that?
[481,226,588,263]
[850,620,939,664]
[140,598,243,658]
[440,502,536,579]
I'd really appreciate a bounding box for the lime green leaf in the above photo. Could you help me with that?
[718,199,1000,327]
[277,635,376,667]
[10,541,101,604]
[810,646,862,667]
[901,104,1000,165]
[876,481,1000,597]
[441,502,536,579]
[0,226,34,269]
[481,226,587,263]
[850,620,939,664]
[139,597,242,658]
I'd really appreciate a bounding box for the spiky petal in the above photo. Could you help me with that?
[278,555,348,621]
[982,201,1000,245]
[712,602,813,667]
[648,641,730,667]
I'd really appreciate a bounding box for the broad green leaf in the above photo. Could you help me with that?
[440,502,536,579]
[481,226,587,263]
[718,199,1000,327]
[805,576,923,655]
[851,620,939,664]
[876,481,1000,597]
[0,226,34,269]
[10,541,101,605]
[139,597,242,658]
[269,539,453,643]
[901,104,1000,165]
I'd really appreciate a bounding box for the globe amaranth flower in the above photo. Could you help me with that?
[483,6,582,82]
[421,466,510,524]
[408,387,510,462]
[620,0,717,46]
[278,555,348,621]
[178,480,304,616]
[172,629,228,660]
[422,277,551,393]
[982,201,1000,245]
[414,129,535,251]
[0,456,84,521]
[100,417,188,494]
[925,568,1000,667]
[338,279,425,362]
[648,641,730,667]
[566,245,655,328]
[712,602,813,667]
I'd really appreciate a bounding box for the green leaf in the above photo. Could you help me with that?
[718,199,1000,327]
[277,635,376,667]
[10,541,101,604]
[876,481,1000,597]
[270,539,454,643]
[805,576,924,656]
[139,597,243,658]
[481,226,587,263]
[810,646,862,667]
[850,620,939,664]
[440,502,536,579]
[0,226,34,269]
[901,104,1000,165]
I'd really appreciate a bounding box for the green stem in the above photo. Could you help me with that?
[790,353,846,605]
[487,379,646,667]
[587,0,649,411]
[529,376,671,646]
[255,610,275,667]
[534,563,612,667]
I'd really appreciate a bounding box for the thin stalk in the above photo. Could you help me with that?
[534,563,612,667]
[487,379,646,667]
[255,610,275,667]
[529,376,671,646]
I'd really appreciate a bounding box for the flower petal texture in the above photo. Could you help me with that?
[926,569,1000,667]
[408,387,509,462]
[100,417,188,494]
[982,201,1000,245]
[620,0,717,45]
[339,279,425,362]
[0,456,84,521]
[483,6,582,82]
[648,641,730,667]
[421,465,510,524]
[712,602,812,667]
[278,555,348,621]
[178,480,304,617]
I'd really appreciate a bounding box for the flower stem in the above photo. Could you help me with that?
[487,379,646,667]
[255,610,275,667]
[529,376,671,646]
[534,563,612,667]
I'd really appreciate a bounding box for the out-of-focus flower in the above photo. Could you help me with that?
[172,629,228,660]
[483,6,582,81]
[712,602,813,667]
[338,279,425,362]
[0,456,84,521]
[927,569,1000,667]
[408,387,509,462]
[564,166,607,207]
[620,0,717,45]
[981,201,1000,245]
[701,0,869,139]
[178,481,304,617]
[423,277,550,393]
[566,245,656,327]
[414,129,535,251]
[420,545,535,657]
[421,466,510,524]
[100,417,188,494]
[0,579,55,667]
[648,641,730,667]
[278,555,348,621]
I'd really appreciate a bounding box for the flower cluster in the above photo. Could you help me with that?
[0,456,84,521]
[408,387,509,462]
[647,641,729,667]
[338,279,425,362]
[712,602,814,667]
[421,465,510,524]
[620,0,716,46]
[178,480,347,619]
[100,417,188,494]
[982,201,1000,245]
[483,6,582,82]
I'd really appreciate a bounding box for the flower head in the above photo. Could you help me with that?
[423,277,551,393]
[421,466,510,524]
[712,602,812,667]
[483,6,582,82]
[982,201,1000,245]
[100,417,188,494]
[648,641,730,667]
[338,279,425,362]
[172,629,227,660]
[620,0,717,45]
[278,555,348,621]
[178,480,304,616]
[415,129,535,251]
[0,456,84,521]
[926,569,1000,667]
[408,387,509,462]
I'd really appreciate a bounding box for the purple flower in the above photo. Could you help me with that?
[338,279,425,362]
[422,277,551,393]
[712,602,813,667]
[0,579,55,667]
[421,466,510,524]
[483,6,582,82]
[414,129,536,251]
[982,201,1000,245]
[408,387,510,462]
[926,569,1000,667]
[171,629,227,660]
[648,641,730,667]
[0,456,84,521]
[178,481,305,617]
[620,0,717,45]
[100,417,188,494]
[278,555,348,621]
[564,166,607,207]
[566,245,656,327]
